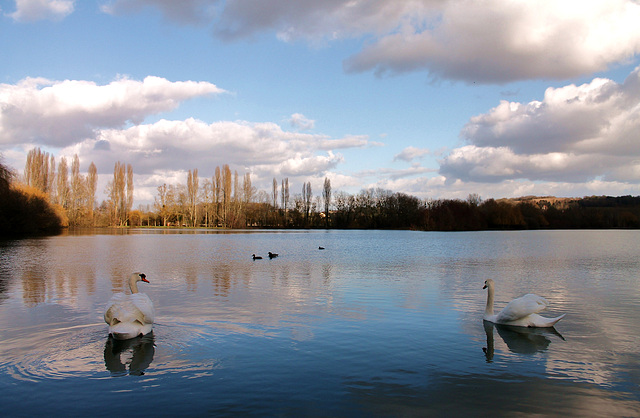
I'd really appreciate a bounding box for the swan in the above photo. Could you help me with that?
[483,279,565,327]
[104,273,155,340]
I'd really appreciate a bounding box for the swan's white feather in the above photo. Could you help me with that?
[495,293,548,323]
[483,279,564,328]
[104,273,154,340]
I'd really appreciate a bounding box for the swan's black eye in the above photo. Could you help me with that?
[140,273,146,279]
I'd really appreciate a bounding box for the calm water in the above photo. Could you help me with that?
[0,229,639,417]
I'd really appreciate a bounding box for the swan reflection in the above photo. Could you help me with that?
[483,320,564,362]
[104,332,155,376]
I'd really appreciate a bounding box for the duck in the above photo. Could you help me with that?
[268,252,278,258]
[252,254,263,260]
[104,273,155,340]
[482,279,565,327]
[318,246,325,250]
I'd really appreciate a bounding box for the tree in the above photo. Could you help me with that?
[222,164,232,227]
[126,164,134,224]
[69,154,84,226]
[281,177,289,225]
[155,184,169,226]
[214,166,222,227]
[24,148,51,194]
[303,182,312,226]
[57,157,69,209]
[108,162,133,226]
[87,162,97,225]
[201,178,212,227]
[323,177,331,228]
[272,178,278,209]
[187,169,199,226]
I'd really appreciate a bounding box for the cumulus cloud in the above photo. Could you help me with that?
[394,146,430,162]
[9,0,75,22]
[100,0,218,25]
[103,0,640,83]
[62,117,367,183]
[344,0,640,82]
[439,66,640,184]
[0,76,225,146]
[289,113,315,131]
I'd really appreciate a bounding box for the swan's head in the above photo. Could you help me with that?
[483,279,494,289]
[132,272,149,283]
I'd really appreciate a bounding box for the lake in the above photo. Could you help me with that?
[0,229,639,417]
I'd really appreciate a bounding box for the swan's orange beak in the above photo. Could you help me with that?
[482,284,487,289]
[142,277,149,283]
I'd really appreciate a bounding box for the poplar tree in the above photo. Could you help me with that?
[323,177,331,228]
[187,168,199,227]
[214,166,222,227]
[57,157,69,209]
[87,162,97,225]
[222,164,232,227]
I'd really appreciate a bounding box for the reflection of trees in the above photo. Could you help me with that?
[22,269,47,307]
[22,267,98,307]
[104,333,155,376]
[483,320,564,362]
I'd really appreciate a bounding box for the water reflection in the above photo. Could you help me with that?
[483,320,565,362]
[104,333,155,376]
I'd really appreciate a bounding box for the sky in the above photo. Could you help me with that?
[1,0,640,207]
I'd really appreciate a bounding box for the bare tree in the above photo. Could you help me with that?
[272,178,278,209]
[281,177,289,225]
[201,178,212,227]
[108,162,132,226]
[303,182,312,226]
[187,168,199,226]
[69,154,84,226]
[155,184,169,226]
[214,166,222,227]
[87,162,97,225]
[24,147,52,195]
[57,157,69,209]
[222,164,232,227]
[126,164,134,225]
[323,177,331,228]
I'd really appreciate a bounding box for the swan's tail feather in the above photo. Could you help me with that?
[109,321,152,340]
[540,313,566,327]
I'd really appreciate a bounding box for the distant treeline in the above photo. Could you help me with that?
[422,195,640,231]
[2,148,639,236]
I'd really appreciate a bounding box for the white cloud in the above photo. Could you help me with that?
[0,76,225,146]
[100,0,219,24]
[9,0,75,22]
[58,117,369,197]
[344,0,640,82]
[394,146,430,162]
[289,113,315,131]
[439,66,640,185]
[104,0,640,83]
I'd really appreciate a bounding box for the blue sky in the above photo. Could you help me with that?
[1,0,640,206]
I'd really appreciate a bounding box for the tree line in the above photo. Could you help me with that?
[2,147,639,236]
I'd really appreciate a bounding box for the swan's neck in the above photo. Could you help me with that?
[129,277,139,294]
[485,285,494,317]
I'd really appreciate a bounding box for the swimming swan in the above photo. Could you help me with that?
[483,279,565,327]
[104,273,155,340]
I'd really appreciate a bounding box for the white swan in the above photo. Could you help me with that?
[483,279,565,327]
[104,273,155,340]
